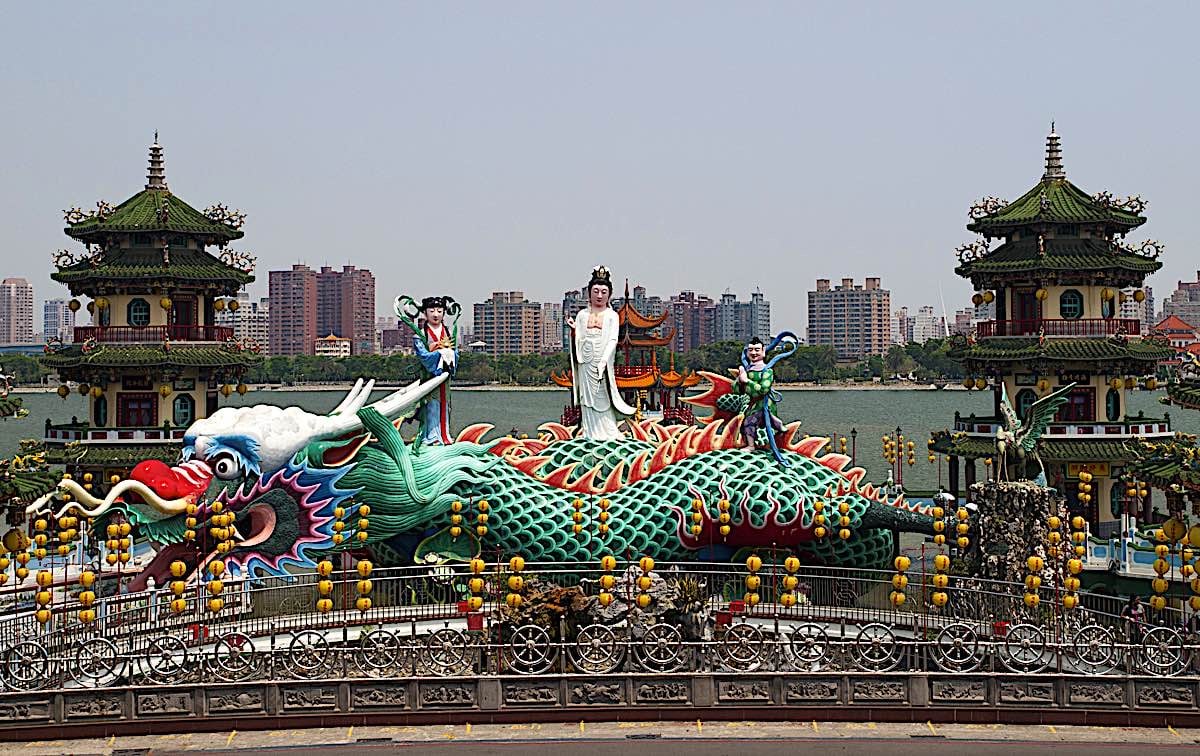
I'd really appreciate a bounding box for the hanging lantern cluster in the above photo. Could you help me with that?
[77,569,97,624]
[689,497,703,537]
[598,555,616,607]
[316,559,335,613]
[717,497,731,538]
[931,553,950,608]
[104,519,132,566]
[931,503,946,546]
[467,558,486,611]
[207,558,226,613]
[596,497,610,537]
[356,503,371,544]
[890,555,910,607]
[56,512,79,557]
[743,554,761,608]
[837,500,852,541]
[448,500,463,539]
[905,439,915,467]
[971,291,995,306]
[571,497,585,536]
[505,556,525,608]
[955,507,970,549]
[209,502,235,554]
[32,516,49,560]
[780,556,800,608]
[1046,514,1063,560]
[184,501,198,542]
[812,498,827,540]
[838,436,848,455]
[355,559,373,612]
[7,527,32,581]
[475,499,489,539]
[1070,515,1088,560]
[881,434,897,465]
[1187,527,1200,611]
[1150,540,1170,612]
[1063,538,1083,612]
[1125,478,1149,517]
[169,560,189,614]
[927,438,936,464]
[636,556,656,609]
[1023,554,1043,608]
[0,545,9,587]
[35,569,53,624]
[1076,471,1093,507]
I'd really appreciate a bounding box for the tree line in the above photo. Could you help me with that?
[5,339,965,388]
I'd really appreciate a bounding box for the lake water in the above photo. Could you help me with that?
[7,386,1193,493]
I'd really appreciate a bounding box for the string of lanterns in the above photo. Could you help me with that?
[637,556,655,609]
[717,497,731,538]
[475,499,489,539]
[355,559,373,612]
[955,507,970,549]
[689,497,703,538]
[598,555,616,607]
[467,558,486,611]
[505,556,525,608]
[812,498,827,540]
[890,555,910,607]
[744,554,761,608]
[571,497,585,536]
[779,556,801,608]
[931,553,950,608]
[1023,554,1043,608]
[931,503,946,546]
[596,497,610,537]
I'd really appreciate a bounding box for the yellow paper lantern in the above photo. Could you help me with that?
[932,591,949,607]
[636,593,652,608]
[68,298,80,312]
[894,555,911,572]
[1035,288,1048,301]
[974,377,986,390]
[892,574,908,590]
[981,291,994,304]
[933,573,949,589]
[510,556,526,572]
[1037,378,1050,393]
[1023,592,1039,607]
[316,598,333,613]
[889,591,906,607]
[1026,556,1044,572]
[1062,594,1078,610]
[934,554,950,571]
[1149,595,1166,611]
[159,296,173,311]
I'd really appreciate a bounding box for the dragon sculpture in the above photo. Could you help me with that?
[29,372,937,585]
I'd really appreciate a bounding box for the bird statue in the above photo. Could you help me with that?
[996,381,1076,484]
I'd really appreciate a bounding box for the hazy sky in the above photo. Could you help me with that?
[3,2,1198,334]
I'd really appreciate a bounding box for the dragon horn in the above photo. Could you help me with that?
[309,374,448,440]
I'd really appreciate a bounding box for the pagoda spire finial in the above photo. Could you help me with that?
[146,133,168,190]
[1043,122,1065,180]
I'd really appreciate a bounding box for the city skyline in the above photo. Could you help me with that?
[3,4,1200,339]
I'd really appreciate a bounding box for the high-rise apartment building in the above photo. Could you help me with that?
[1119,286,1154,334]
[561,288,586,350]
[714,289,772,343]
[0,278,34,344]
[540,302,563,353]
[892,307,913,345]
[269,264,317,356]
[952,308,975,336]
[42,298,75,343]
[912,305,946,343]
[473,291,543,355]
[669,291,716,352]
[806,277,891,359]
[317,265,376,354]
[1161,273,1200,326]
[216,289,270,352]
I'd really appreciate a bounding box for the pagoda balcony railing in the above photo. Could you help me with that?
[45,421,185,445]
[953,413,1171,440]
[614,364,655,377]
[975,318,1140,338]
[73,324,234,344]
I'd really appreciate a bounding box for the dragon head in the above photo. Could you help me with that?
[28,377,447,586]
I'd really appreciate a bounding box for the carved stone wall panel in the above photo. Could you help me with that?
[717,679,772,704]
[1135,683,1195,708]
[0,698,51,722]
[64,693,124,719]
[281,685,338,711]
[567,680,625,706]
[136,691,193,716]
[207,688,266,714]
[503,682,560,706]
[930,678,987,704]
[785,679,839,703]
[1069,682,1126,707]
[352,684,411,710]
[635,680,691,705]
[419,682,477,708]
[851,680,907,703]
[999,681,1055,705]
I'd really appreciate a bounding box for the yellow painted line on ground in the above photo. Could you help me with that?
[466,723,472,735]
[926,721,937,736]
[443,731,456,740]
[1046,725,1057,734]
[812,720,818,733]
[695,719,702,734]
[226,730,237,747]
[1167,725,1181,738]
[347,725,354,740]
[579,721,586,733]
[107,735,115,748]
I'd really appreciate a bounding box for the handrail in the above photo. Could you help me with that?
[73,324,234,343]
[976,318,1140,338]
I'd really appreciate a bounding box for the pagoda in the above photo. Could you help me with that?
[40,137,260,483]
[553,281,701,425]
[933,126,1175,533]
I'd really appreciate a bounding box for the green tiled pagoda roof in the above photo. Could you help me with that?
[47,442,179,467]
[931,431,1138,462]
[41,343,260,370]
[956,237,1161,280]
[952,337,1174,364]
[967,178,1145,234]
[66,189,243,242]
[1166,381,1200,411]
[52,245,253,290]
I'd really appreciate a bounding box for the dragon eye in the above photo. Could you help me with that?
[211,453,241,480]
